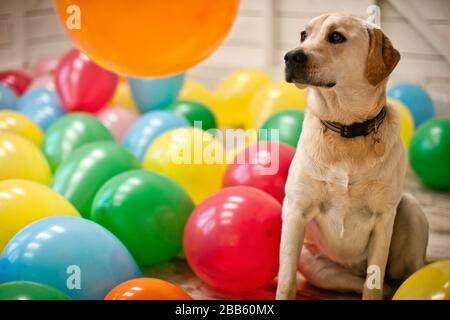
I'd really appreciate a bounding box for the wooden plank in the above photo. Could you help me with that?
[25,39,71,65]
[0,1,13,15]
[25,0,54,11]
[382,21,448,56]
[387,0,450,63]
[188,66,235,88]
[0,17,12,46]
[381,0,450,22]
[225,15,264,46]
[0,48,18,69]
[239,0,265,15]
[199,45,265,69]
[25,13,65,40]
[276,0,373,17]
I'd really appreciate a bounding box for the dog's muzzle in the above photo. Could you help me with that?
[284,49,308,83]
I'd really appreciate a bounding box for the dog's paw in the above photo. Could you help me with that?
[275,288,297,300]
[362,287,383,300]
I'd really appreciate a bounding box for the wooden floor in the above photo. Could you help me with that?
[144,173,450,300]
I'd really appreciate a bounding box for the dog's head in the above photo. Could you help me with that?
[285,13,400,89]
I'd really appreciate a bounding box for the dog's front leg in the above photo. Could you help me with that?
[276,196,310,300]
[363,210,396,300]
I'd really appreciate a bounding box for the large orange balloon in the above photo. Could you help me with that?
[54,0,239,77]
[104,278,192,300]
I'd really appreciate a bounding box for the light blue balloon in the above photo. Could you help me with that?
[0,84,18,110]
[387,83,435,127]
[0,216,142,300]
[123,110,189,160]
[18,88,65,131]
[129,73,185,113]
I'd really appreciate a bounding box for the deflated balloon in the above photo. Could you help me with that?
[43,113,114,172]
[51,141,141,217]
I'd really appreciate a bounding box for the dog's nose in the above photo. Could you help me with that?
[284,49,308,65]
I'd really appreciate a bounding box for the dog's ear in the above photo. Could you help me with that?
[365,27,400,86]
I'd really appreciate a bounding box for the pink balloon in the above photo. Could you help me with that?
[97,106,138,142]
[55,49,118,113]
[27,74,55,92]
[31,54,60,77]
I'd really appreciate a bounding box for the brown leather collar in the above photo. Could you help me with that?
[320,107,386,138]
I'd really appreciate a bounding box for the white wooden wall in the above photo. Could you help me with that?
[0,0,449,113]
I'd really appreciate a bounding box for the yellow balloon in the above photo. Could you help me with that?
[393,260,450,300]
[143,127,226,204]
[0,179,80,251]
[250,82,307,128]
[388,98,414,149]
[0,133,51,184]
[213,69,271,128]
[0,110,43,146]
[108,79,140,114]
[179,80,215,107]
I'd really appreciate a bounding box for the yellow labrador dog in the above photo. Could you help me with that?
[276,13,428,300]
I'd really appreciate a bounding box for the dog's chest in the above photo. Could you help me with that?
[305,170,378,265]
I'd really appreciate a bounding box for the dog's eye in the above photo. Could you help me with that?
[300,31,308,42]
[328,31,346,44]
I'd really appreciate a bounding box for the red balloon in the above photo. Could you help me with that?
[55,49,118,113]
[184,186,282,293]
[223,141,296,203]
[0,70,33,96]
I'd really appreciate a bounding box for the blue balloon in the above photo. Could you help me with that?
[0,216,142,300]
[387,83,435,127]
[129,73,185,113]
[18,88,65,130]
[0,84,18,110]
[123,110,189,160]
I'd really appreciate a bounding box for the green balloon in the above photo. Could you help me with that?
[0,281,71,300]
[52,141,140,217]
[43,113,114,172]
[259,110,305,148]
[410,118,450,190]
[168,99,217,131]
[91,170,194,266]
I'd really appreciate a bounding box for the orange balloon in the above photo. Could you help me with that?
[104,278,192,300]
[54,0,239,77]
